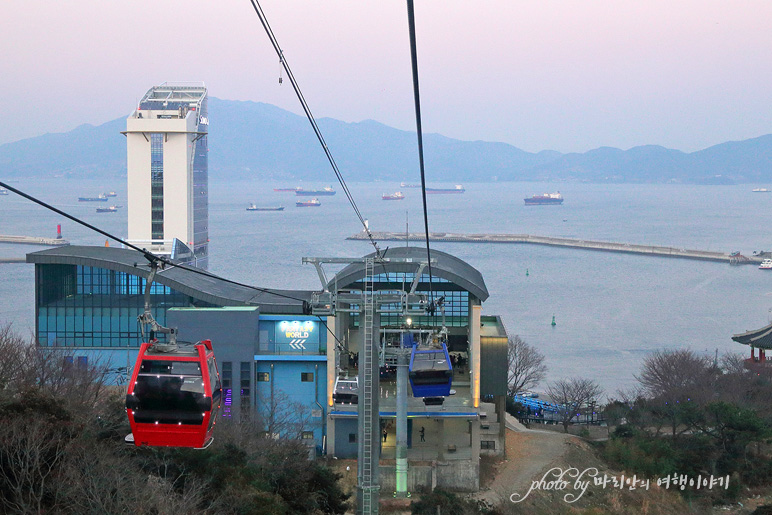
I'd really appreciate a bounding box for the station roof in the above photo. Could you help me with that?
[27,246,311,315]
[328,246,489,301]
[732,322,772,350]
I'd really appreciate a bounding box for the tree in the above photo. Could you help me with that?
[506,335,547,396]
[636,349,716,436]
[636,349,713,402]
[546,377,603,433]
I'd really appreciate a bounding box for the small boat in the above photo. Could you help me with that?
[296,186,336,196]
[760,259,772,270]
[104,191,117,197]
[296,198,321,207]
[525,192,563,205]
[79,194,108,202]
[0,188,8,195]
[247,203,284,211]
[273,187,300,192]
[96,206,118,213]
[753,188,771,192]
[382,191,405,200]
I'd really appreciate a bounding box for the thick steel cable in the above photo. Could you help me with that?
[0,181,311,306]
[406,0,435,309]
[1,181,353,351]
[248,0,381,257]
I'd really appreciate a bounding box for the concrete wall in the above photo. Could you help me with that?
[126,115,195,246]
[334,418,359,458]
[379,460,480,493]
[167,307,260,420]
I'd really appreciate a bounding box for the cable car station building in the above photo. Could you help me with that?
[27,244,508,491]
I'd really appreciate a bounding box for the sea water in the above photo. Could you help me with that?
[2,177,771,394]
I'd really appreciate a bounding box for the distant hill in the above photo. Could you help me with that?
[0,97,770,184]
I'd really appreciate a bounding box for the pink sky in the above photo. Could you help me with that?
[1,0,771,152]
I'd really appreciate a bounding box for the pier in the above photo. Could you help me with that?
[348,231,763,265]
[0,235,70,247]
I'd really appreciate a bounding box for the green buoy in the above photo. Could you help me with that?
[526,268,529,277]
[551,314,556,326]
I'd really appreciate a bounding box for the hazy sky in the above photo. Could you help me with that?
[1,1,771,153]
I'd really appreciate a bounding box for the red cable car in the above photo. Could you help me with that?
[125,339,221,449]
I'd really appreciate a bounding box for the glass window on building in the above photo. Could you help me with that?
[36,264,215,349]
[256,372,270,382]
[301,372,313,382]
[150,133,164,240]
[240,361,251,399]
[301,431,314,440]
[481,440,496,450]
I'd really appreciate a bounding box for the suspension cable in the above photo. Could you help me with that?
[0,181,311,306]
[247,0,381,258]
[1,180,355,352]
[406,0,435,310]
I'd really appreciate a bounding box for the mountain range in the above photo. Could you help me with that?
[1,97,770,184]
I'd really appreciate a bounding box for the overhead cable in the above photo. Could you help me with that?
[248,0,381,257]
[406,0,435,309]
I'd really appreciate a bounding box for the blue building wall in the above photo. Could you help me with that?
[255,355,327,450]
[334,418,359,458]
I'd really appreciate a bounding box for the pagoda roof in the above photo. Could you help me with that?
[732,322,772,350]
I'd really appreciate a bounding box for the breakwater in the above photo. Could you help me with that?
[0,235,70,246]
[348,231,762,265]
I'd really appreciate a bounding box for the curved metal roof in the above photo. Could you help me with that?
[26,246,312,314]
[328,246,489,301]
[732,322,772,350]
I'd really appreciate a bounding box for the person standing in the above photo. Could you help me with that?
[419,426,425,442]
[383,429,388,443]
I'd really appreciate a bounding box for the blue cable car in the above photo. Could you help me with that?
[409,342,453,398]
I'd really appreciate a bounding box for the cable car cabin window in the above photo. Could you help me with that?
[139,360,201,376]
[409,370,452,385]
[208,357,221,401]
[133,360,206,425]
[207,357,221,431]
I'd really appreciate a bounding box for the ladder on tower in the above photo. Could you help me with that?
[360,256,377,513]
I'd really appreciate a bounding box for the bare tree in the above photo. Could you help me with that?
[0,324,32,392]
[507,335,547,396]
[256,388,319,439]
[0,415,72,513]
[546,377,603,433]
[636,349,713,402]
[635,349,718,437]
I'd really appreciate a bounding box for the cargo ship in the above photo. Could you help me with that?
[760,259,772,270]
[296,198,321,207]
[104,191,117,197]
[382,192,405,200]
[247,203,285,211]
[274,187,300,192]
[0,188,8,195]
[96,206,118,213]
[753,188,771,193]
[296,186,336,196]
[400,182,420,188]
[524,192,563,205]
[426,185,465,194]
[78,194,108,202]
